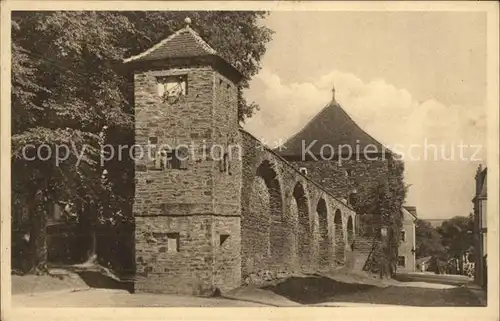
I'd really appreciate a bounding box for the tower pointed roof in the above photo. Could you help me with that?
[124,17,242,81]
[277,100,388,158]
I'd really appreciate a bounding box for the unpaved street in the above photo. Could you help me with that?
[13,273,483,307]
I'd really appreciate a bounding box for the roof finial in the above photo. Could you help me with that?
[331,84,336,103]
[185,17,192,28]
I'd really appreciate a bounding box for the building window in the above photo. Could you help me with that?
[299,167,308,176]
[150,149,164,170]
[167,233,180,252]
[220,234,230,246]
[397,256,406,268]
[153,147,188,170]
[219,153,231,174]
[148,137,161,170]
[157,75,187,103]
[401,230,406,241]
[348,192,357,206]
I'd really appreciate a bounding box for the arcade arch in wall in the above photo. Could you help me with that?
[243,160,284,275]
[334,209,345,264]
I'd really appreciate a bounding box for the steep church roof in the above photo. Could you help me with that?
[123,17,242,80]
[276,98,388,158]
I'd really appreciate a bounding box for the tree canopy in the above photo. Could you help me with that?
[360,157,408,277]
[437,215,474,259]
[415,219,446,259]
[415,214,474,264]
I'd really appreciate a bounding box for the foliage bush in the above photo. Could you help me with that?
[360,157,407,277]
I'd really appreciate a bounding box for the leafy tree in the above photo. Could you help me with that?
[361,157,407,278]
[415,219,445,259]
[437,215,474,261]
[12,11,273,274]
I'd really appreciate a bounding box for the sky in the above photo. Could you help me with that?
[243,11,487,220]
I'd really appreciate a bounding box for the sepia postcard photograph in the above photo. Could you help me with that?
[1,1,499,320]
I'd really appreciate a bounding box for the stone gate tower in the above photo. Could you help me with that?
[124,18,243,295]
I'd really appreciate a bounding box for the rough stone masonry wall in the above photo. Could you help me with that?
[135,215,215,295]
[133,64,241,295]
[240,130,356,283]
[287,158,391,270]
[289,157,390,203]
[133,66,215,214]
[211,71,242,217]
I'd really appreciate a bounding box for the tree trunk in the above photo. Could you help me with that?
[81,205,97,263]
[87,227,97,263]
[26,196,48,274]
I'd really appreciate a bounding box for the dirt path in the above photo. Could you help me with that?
[11,270,484,307]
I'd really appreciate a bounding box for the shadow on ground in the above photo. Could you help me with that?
[262,274,483,306]
[47,263,135,293]
[262,275,375,304]
[330,286,483,306]
[75,271,133,293]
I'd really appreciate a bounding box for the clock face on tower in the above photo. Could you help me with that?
[157,75,187,103]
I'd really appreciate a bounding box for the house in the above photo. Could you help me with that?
[397,206,417,272]
[423,219,446,228]
[416,256,432,272]
[472,165,487,287]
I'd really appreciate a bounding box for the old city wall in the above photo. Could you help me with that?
[288,157,390,203]
[240,130,356,283]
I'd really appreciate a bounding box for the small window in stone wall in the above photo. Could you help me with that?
[397,256,406,268]
[220,234,230,246]
[148,137,161,171]
[154,150,165,170]
[219,153,231,175]
[151,147,188,170]
[156,75,187,103]
[401,230,406,242]
[348,192,357,206]
[170,147,189,170]
[167,233,180,252]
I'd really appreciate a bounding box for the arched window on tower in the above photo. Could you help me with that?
[348,189,357,206]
